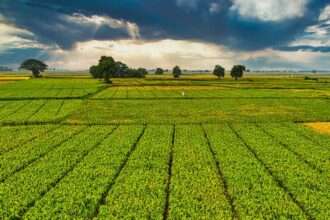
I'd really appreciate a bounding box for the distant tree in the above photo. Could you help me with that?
[97,56,117,84]
[115,61,129,78]
[19,59,48,78]
[137,68,148,76]
[155,68,164,75]
[213,65,225,79]
[89,65,100,79]
[126,68,147,78]
[173,66,182,78]
[230,65,246,80]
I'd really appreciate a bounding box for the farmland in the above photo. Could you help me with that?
[0,73,329,219]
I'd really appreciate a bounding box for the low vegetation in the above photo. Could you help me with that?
[0,73,329,219]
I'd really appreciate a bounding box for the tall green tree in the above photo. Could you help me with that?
[173,66,182,78]
[230,65,246,80]
[213,65,225,79]
[97,56,117,84]
[19,59,48,78]
[89,65,100,79]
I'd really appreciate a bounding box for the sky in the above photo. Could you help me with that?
[0,0,330,70]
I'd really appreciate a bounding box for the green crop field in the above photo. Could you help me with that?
[0,74,329,219]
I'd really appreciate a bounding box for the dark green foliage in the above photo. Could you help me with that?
[90,56,147,82]
[213,65,225,78]
[230,65,246,80]
[118,68,147,78]
[155,68,164,75]
[19,59,48,78]
[173,66,182,78]
[115,61,129,78]
[304,76,318,81]
[97,56,117,84]
[135,68,148,77]
[89,65,100,79]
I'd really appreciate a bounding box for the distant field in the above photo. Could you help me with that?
[0,78,104,100]
[0,74,329,219]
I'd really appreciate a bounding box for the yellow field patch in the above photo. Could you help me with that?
[0,76,30,81]
[109,86,224,90]
[305,122,330,136]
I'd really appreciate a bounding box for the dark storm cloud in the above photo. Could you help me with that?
[0,0,135,50]
[0,48,51,66]
[275,46,330,53]
[0,0,329,51]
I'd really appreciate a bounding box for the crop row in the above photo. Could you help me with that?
[0,125,57,155]
[0,125,86,182]
[0,125,114,218]
[96,125,172,219]
[284,122,330,149]
[258,123,330,174]
[231,123,330,219]
[24,125,145,219]
[168,125,232,219]
[94,87,330,99]
[0,123,328,219]
[0,100,83,124]
[204,124,306,219]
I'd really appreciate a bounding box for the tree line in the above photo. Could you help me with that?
[17,57,248,83]
[0,66,13,72]
[89,56,147,83]
[89,56,247,83]
[153,64,246,80]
